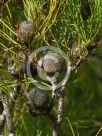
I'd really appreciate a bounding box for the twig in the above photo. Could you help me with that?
[53,85,67,136]
[48,113,59,136]
[71,40,102,71]
[2,93,15,136]
[0,112,6,135]
[57,86,65,124]
[0,82,20,136]
[0,92,6,134]
[71,59,83,71]
[96,126,102,136]
[51,65,71,136]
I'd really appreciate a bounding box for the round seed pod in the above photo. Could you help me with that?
[18,21,34,42]
[28,89,50,111]
[71,44,79,58]
[37,52,64,78]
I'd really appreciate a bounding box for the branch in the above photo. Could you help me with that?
[71,40,102,71]
[2,93,15,136]
[0,112,6,135]
[57,86,65,125]
[0,82,20,136]
[48,113,59,136]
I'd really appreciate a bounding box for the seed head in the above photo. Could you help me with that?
[18,21,34,42]
[28,89,49,111]
[37,52,64,79]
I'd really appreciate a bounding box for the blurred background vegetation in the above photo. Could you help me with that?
[0,0,102,136]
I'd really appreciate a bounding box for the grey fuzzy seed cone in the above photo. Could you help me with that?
[42,52,64,76]
[28,89,49,110]
[19,21,34,42]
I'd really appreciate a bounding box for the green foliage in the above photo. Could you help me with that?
[0,0,102,136]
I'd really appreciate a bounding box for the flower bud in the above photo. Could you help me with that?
[18,21,34,42]
[37,52,64,79]
[28,89,49,111]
